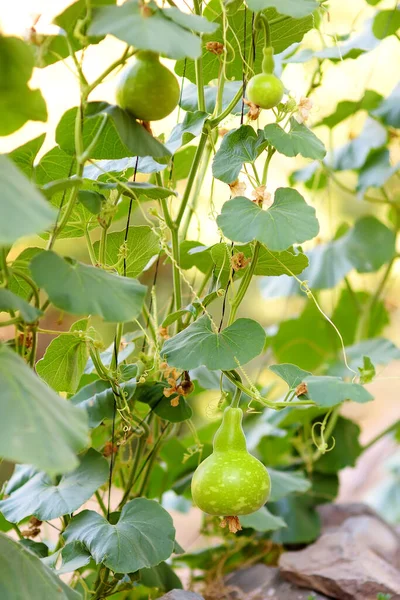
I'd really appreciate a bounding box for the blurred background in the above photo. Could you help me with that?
[1,0,400,550]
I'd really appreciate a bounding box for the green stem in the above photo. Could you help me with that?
[142,303,157,344]
[228,241,260,325]
[260,14,271,47]
[84,228,98,265]
[209,85,243,128]
[231,386,242,408]
[261,149,275,186]
[92,567,110,600]
[11,523,23,539]
[86,48,135,96]
[175,129,209,226]
[111,322,123,372]
[10,269,41,308]
[0,317,20,327]
[193,0,205,112]
[171,227,182,318]
[118,436,147,509]
[99,225,108,266]
[363,419,400,452]
[1,248,10,286]
[95,491,108,517]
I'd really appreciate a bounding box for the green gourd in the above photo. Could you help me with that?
[115,51,180,121]
[246,47,284,110]
[191,407,271,516]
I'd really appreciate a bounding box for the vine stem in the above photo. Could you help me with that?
[363,419,400,452]
[228,241,260,325]
[193,0,205,111]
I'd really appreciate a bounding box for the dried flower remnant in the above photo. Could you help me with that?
[206,41,224,55]
[231,252,251,272]
[243,98,261,120]
[252,185,272,207]
[220,515,242,534]
[295,96,313,123]
[229,179,247,198]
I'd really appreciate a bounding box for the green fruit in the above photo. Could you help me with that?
[115,51,180,121]
[246,73,284,110]
[191,407,270,516]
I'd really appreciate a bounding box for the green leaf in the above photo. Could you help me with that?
[358,356,376,384]
[315,417,362,473]
[373,82,400,127]
[217,189,319,252]
[246,0,317,18]
[263,119,326,160]
[372,8,400,39]
[93,226,159,277]
[0,36,47,136]
[345,216,396,273]
[176,3,313,84]
[304,375,373,408]
[240,506,286,531]
[180,81,244,115]
[269,364,312,389]
[344,338,400,372]
[0,288,42,323]
[7,248,43,300]
[0,449,108,523]
[36,318,90,394]
[268,469,311,502]
[20,539,49,558]
[140,561,183,592]
[357,149,399,194]
[212,125,266,183]
[333,118,387,171]
[179,241,213,273]
[64,498,175,573]
[290,161,327,190]
[52,541,92,575]
[271,496,320,544]
[8,134,46,176]
[133,382,192,423]
[0,345,88,475]
[0,532,81,600]
[88,0,217,59]
[84,333,137,374]
[163,315,266,370]
[315,90,383,128]
[30,251,147,323]
[167,111,208,153]
[0,156,56,246]
[57,103,171,160]
[71,380,137,428]
[312,18,379,61]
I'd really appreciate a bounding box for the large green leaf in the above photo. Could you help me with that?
[0,36,47,136]
[163,315,266,370]
[57,103,171,160]
[373,82,400,127]
[263,119,326,160]
[176,3,313,84]
[88,0,217,59]
[36,318,90,394]
[0,156,56,246]
[93,226,159,277]
[372,8,400,39]
[64,498,175,573]
[0,346,88,475]
[344,216,396,272]
[240,506,286,531]
[8,134,46,176]
[0,449,108,523]
[0,288,42,323]
[246,0,318,18]
[268,469,311,502]
[304,375,373,408]
[269,363,311,389]
[212,125,266,183]
[30,251,147,323]
[217,189,319,252]
[0,533,81,600]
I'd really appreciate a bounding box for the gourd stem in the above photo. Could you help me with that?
[260,14,271,48]
[231,387,242,408]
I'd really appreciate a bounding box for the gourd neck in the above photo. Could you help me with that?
[136,50,159,62]
[261,46,275,74]
[213,407,247,452]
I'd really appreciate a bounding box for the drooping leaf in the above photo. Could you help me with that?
[271,495,320,544]
[179,241,213,273]
[88,0,217,59]
[268,469,312,502]
[36,318,90,394]
[304,375,373,408]
[167,111,208,153]
[93,226,160,277]
[0,156,56,246]
[140,561,183,592]
[263,119,326,160]
[0,36,47,136]
[49,542,92,576]
[372,8,400,40]
[0,345,88,475]
[315,90,383,128]
[8,134,46,176]
[64,498,175,573]
[57,103,171,161]
[71,379,137,428]
[30,251,147,323]
[246,0,317,18]
[217,189,319,252]
[0,449,108,523]
[163,315,266,370]
[212,125,266,183]
[269,364,312,389]
[0,533,81,600]
[0,288,42,323]
[133,382,192,423]
[240,506,286,531]
[357,149,400,193]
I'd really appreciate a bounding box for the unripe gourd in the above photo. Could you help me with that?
[191,407,270,516]
[246,47,284,110]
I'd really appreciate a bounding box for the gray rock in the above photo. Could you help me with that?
[157,591,204,600]
[317,502,382,530]
[280,514,400,600]
[225,564,331,599]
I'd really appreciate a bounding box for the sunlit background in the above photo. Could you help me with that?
[1,0,400,550]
